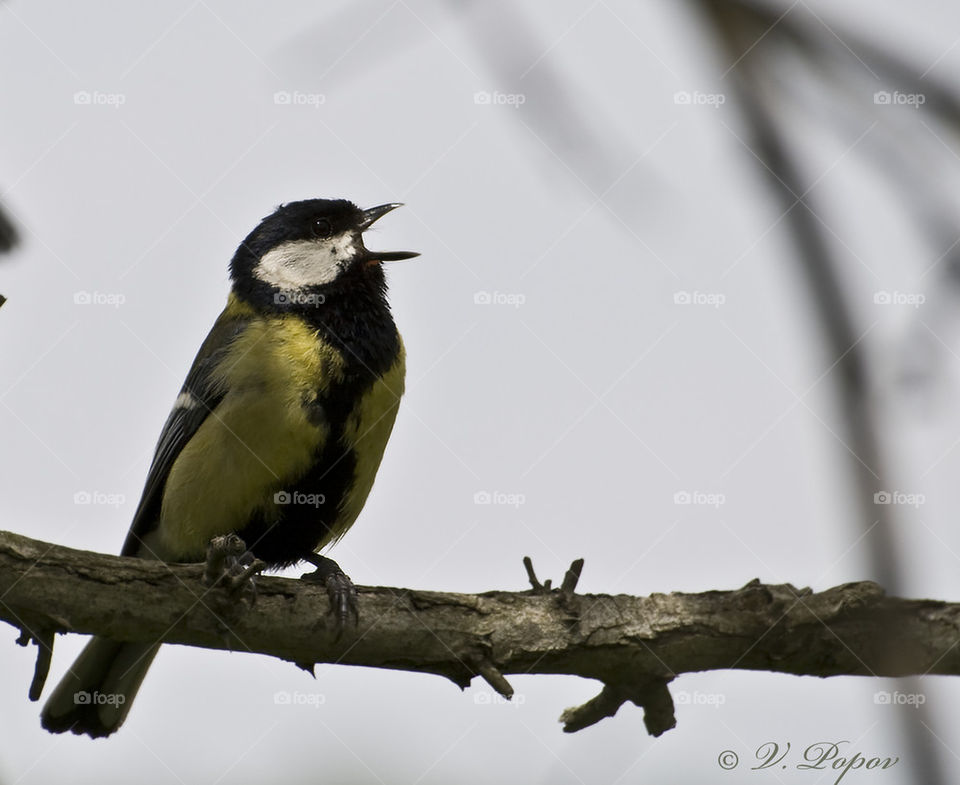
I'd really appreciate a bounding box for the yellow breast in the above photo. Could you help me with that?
[157,311,345,560]
[154,297,404,562]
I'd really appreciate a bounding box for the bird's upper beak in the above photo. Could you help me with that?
[359,203,419,262]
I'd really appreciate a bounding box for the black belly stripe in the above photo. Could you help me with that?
[237,444,357,567]
[235,374,371,567]
[229,289,400,567]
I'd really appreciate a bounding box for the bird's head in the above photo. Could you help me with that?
[230,199,418,307]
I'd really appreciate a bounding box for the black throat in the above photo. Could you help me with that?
[234,262,400,379]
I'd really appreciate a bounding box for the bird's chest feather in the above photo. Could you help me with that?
[329,343,405,540]
[156,313,403,560]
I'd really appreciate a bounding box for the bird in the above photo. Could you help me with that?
[40,198,417,738]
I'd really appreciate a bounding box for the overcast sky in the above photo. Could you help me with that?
[3,1,960,782]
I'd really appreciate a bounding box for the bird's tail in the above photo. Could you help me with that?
[40,637,159,738]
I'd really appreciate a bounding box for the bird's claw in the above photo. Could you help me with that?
[204,534,266,605]
[300,556,359,634]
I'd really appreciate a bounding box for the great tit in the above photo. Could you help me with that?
[41,199,417,737]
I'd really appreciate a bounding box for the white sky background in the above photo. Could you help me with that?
[2,0,960,782]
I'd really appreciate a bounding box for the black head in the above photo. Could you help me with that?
[230,199,417,309]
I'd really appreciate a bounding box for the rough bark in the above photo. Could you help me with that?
[2,529,958,736]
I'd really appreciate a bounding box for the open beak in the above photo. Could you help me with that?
[359,203,420,262]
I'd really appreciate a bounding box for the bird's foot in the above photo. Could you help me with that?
[204,534,266,605]
[300,555,359,634]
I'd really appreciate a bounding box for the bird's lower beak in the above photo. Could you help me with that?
[359,203,420,262]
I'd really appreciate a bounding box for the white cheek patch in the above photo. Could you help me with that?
[254,233,356,290]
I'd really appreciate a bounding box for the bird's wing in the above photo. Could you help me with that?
[121,306,252,557]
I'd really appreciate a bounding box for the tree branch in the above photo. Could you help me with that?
[3,529,959,736]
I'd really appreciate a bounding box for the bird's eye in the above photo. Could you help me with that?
[313,218,333,238]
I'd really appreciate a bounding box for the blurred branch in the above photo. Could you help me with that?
[686,5,946,777]
[5,530,960,737]
[698,0,901,588]
[722,0,960,396]
[452,0,648,196]
[728,0,960,129]
[0,204,15,253]
[0,197,19,305]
